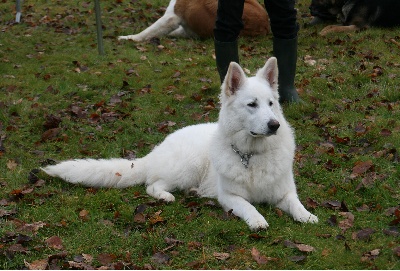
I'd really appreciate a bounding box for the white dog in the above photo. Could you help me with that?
[42,58,318,230]
[118,0,270,42]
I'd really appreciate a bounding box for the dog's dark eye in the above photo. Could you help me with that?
[269,101,273,106]
[247,102,257,108]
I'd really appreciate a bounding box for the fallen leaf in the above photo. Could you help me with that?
[164,237,184,246]
[41,128,61,142]
[97,253,117,265]
[338,212,354,232]
[321,248,331,257]
[322,200,341,209]
[352,228,375,241]
[213,252,230,261]
[151,252,170,264]
[296,244,315,253]
[0,208,17,218]
[249,233,266,239]
[24,259,48,270]
[251,247,271,265]
[79,209,89,220]
[149,210,165,225]
[383,227,399,237]
[17,221,47,234]
[134,213,146,223]
[351,160,374,177]
[43,114,61,130]
[326,215,337,227]
[306,198,318,209]
[361,249,380,262]
[45,236,64,250]
[289,255,306,263]
[6,159,18,170]
[393,246,400,257]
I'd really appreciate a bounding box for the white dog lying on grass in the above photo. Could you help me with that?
[43,58,318,230]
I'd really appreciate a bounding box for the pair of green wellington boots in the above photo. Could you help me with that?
[214,37,300,103]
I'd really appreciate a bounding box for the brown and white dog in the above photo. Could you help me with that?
[118,0,270,42]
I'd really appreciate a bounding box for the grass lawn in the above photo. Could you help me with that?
[0,0,399,269]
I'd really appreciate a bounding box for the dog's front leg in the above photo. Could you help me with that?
[218,188,268,231]
[276,191,318,223]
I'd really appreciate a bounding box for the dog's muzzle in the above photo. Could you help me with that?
[250,120,280,137]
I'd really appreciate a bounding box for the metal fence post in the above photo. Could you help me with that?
[94,0,105,55]
[16,0,22,23]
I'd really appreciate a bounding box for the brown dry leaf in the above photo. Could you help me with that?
[134,213,146,223]
[351,160,374,177]
[213,252,230,261]
[45,236,64,250]
[361,249,380,262]
[321,248,331,257]
[306,197,319,209]
[380,129,392,136]
[149,210,164,225]
[338,212,354,232]
[352,228,375,241]
[174,94,186,101]
[97,253,117,265]
[251,247,277,265]
[151,252,170,264]
[296,244,315,253]
[354,123,367,136]
[7,159,18,170]
[393,246,400,257]
[289,255,306,263]
[17,221,47,234]
[79,209,89,220]
[82,253,94,263]
[0,208,17,218]
[24,259,48,270]
[8,243,29,254]
[41,128,61,142]
[188,241,202,250]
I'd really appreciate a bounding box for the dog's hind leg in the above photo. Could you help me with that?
[118,12,182,41]
[319,24,358,36]
[168,25,197,38]
[146,180,176,202]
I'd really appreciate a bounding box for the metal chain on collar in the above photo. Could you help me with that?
[231,144,254,169]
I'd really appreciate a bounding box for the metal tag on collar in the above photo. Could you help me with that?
[231,144,253,169]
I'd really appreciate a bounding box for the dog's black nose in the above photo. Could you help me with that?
[268,120,280,132]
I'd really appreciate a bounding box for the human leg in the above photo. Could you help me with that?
[265,0,300,103]
[214,0,244,83]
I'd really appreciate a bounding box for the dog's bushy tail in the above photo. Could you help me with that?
[42,158,147,188]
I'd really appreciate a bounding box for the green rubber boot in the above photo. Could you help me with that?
[273,37,300,103]
[214,39,239,83]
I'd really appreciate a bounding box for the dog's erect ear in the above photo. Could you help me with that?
[223,62,246,96]
[256,57,278,91]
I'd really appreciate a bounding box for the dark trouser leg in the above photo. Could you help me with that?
[265,0,300,103]
[214,0,244,83]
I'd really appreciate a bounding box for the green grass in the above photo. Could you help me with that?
[1,0,399,269]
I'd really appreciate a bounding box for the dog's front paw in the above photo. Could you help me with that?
[246,216,269,231]
[294,211,318,224]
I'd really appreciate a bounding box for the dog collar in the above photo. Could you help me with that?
[231,144,253,169]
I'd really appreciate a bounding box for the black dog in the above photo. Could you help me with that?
[308,0,400,35]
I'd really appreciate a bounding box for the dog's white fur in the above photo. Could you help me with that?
[42,58,317,230]
[118,0,270,42]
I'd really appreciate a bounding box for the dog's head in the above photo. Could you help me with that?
[219,57,282,137]
[309,0,345,24]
